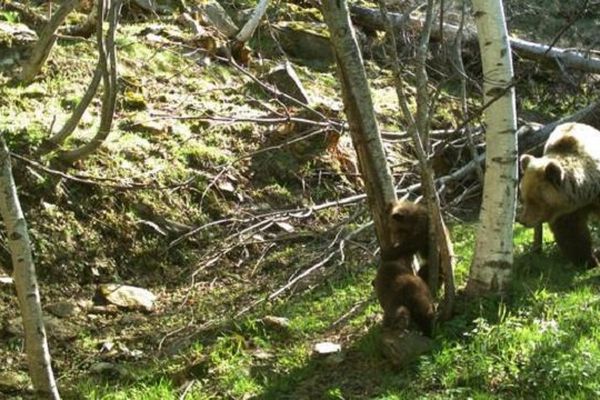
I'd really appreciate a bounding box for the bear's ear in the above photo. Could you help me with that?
[544,161,564,186]
[519,154,533,172]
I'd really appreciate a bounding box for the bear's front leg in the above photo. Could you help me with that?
[549,209,598,268]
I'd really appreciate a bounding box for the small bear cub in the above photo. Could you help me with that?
[373,200,436,337]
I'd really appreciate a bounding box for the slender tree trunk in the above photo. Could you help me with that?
[377,0,455,318]
[466,0,518,295]
[320,0,396,250]
[19,0,79,83]
[0,138,60,399]
[59,0,122,164]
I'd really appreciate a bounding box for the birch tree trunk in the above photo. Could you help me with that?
[235,0,269,43]
[320,0,396,250]
[0,138,60,399]
[466,0,518,295]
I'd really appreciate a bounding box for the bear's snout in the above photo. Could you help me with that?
[516,208,541,228]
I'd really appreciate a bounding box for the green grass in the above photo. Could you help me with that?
[71,223,600,399]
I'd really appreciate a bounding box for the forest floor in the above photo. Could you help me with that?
[0,0,599,399]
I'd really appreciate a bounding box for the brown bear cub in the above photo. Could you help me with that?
[519,122,600,268]
[383,200,441,287]
[373,200,437,337]
[374,254,435,337]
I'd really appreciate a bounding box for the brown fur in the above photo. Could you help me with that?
[519,123,600,268]
[374,254,435,337]
[385,200,443,288]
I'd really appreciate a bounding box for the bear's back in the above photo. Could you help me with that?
[544,123,600,161]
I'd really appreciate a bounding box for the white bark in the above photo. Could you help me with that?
[509,36,600,74]
[235,0,269,43]
[0,138,60,399]
[466,0,517,295]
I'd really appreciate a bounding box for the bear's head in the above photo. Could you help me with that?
[518,154,572,226]
[386,200,428,252]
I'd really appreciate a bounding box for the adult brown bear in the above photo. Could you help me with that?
[519,122,600,268]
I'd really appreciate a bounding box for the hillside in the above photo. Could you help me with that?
[0,1,599,399]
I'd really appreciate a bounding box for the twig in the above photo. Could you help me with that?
[10,151,200,191]
[330,297,373,329]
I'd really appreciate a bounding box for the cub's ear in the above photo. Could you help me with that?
[519,154,533,172]
[545,161,564,186]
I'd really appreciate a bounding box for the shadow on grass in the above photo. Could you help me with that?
[59,242,600,399]
[252,325,423,400]
[253,247,598,399]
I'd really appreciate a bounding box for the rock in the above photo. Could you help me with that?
[0,370,29,392]
[262,315,291,331]
[314,341,341,355]
[97,284,157,312]
[0,21,38,47]
[46,301,79,318]
[199,1,239,38]
[264,63,310,105]
[126,118,168,135]
[90,362,129,379]
[251,348,274,360]
[0,21,38,69]
[380,329,434,367]
[273,22,334,65]
[177,12,208,36]
[21,83,47,99]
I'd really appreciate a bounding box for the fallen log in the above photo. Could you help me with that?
[349,5,600,74]
[433,100,600,189]
[518,100,600,154]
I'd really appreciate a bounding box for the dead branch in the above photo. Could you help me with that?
[3,0,49,27]
[519,100,600,154]
[66,0,98,38]
[350,5,600,74]
[235,0,270,43]
[10,151,205,191]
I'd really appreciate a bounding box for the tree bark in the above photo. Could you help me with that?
[0,137,60,399]
[19,0,79,83]
[377,0,455,318]
[235,0,269,43]
[466,0,518,295]
[320,0,396,250]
